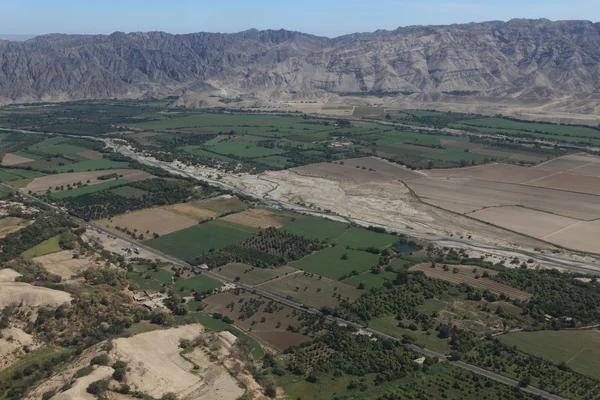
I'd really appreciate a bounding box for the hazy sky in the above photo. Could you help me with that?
[1,0,598,37]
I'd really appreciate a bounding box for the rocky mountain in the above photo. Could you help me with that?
[1,19,600,107]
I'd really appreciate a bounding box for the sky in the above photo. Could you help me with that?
[0,0,599,38]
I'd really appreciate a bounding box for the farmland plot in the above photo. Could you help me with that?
[97,207,198,236]
[291,247,380,280]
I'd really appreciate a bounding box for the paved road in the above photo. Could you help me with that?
[1,183,567,400]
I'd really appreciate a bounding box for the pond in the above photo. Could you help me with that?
[392,241,420,253]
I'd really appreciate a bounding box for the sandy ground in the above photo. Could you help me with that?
[96,207,198,236]
[111,325,243,400]
[0,281,72,308]
[0,268,22,281]
[0,327,35,371]
[164,202,218,221]
[467,206,580,239]
[24,169,153,193]
[0,217,31,238]
[106,141,600,270]
[51,366,114,400]
[33,250,102,280]
[1,153,34,165]
[221,208,288,228]
[542,220,600,254]
[82,229,164,261]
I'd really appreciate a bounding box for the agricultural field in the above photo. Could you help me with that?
[220,207,293,228]
[50,158,129,172]
[369,315,452,354]
[215,263,298,285]
[410,263,532,301]
[282,216,348,240]
[335,227,398,249]
[498,330,600,380]
[256,272,360,308]
[202,291,312,351]
[50,178,131,198]
[144,221,254,260]
[290,247,380,280]
[97,207,198,236]
[23,169,151,194]
[188,195,249,215]
[174,273,222,293]
[20,235,62,258]
[342,270,398,289]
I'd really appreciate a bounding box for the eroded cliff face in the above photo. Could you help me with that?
[0,19,599,106]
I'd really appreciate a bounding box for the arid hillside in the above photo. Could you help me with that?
[1,19,600,114]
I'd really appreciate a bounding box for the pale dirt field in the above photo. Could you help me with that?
[468,206,580,239]
[0,268,22,281]
[0,217,31,238]
[76,150,103,160]
[163,202,218,221]
[569,162,600,177]
[295,159,421,184]
[534,153,600,171]
[0,281,72,308]
[339,156,423,180]
[109,141,600,271]
[111,325,243,400]
[33,250,102,280]
[0,327,36,371]
[82,229,164,261]
[423,163,553,184]
[1,153,34,165]
[51,366,114,400]
[542,220,600,254]
[96,207,197,236]
[405,177,600,220]
[24,169,153,193]
[221,208,290,228]
[525,172,600,195]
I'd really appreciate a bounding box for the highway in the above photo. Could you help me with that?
[0,182,568,400]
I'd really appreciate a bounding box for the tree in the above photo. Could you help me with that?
[86,380,109,395]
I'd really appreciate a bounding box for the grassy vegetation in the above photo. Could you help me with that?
[343,270,398,289]
[282,217,348,240]
[21,235,62,258]
[127,273,165,291]
[174,273,222,292]
[204,138,286,158]
[369,315,452,354]
[51,159,129,173]
[109,186,148,198]
[147,268,174,284]
[144,221,254,260]
[498,330,600,380]
[335,227,397,250]
[211,218,261,234]
[291,247,379,280]
[215,263,297,285]
[50,179,130,198]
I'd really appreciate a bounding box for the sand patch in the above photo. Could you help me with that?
[97,208,198,236]
[51,366,114,400]
[0,327,35,371]
[33,250,102,280]
[0,281,71,308]
[1,153,34,166]
[221,208,289,228]
[164,203,218,222]
[111,324,243,399]
[0,268,22,282]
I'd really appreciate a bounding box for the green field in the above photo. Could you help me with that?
[174,273,222,293]
[258,272,360,308]
[369,315,452,354]
[144,221,254,260]
[0,168,43,184]
[35,144,88,155]
[498,330,600,380]
[127,273,165,291]
[343,270,398,289]
[148,268,174,284]
[130,113,309,130]
[291,247,379,280]
[204,138,285,158]
[460,117,600,139]
[216,263,297,285]
[335,227,397,250]
[51,159,129,173]
[282,217,347,240]
[28,137,68,150]
[21,235,62,258]
[211,218,261,234]
[51,179,130,198]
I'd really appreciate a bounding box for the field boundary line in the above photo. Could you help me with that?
[540,220,586,240]
[519,170,563,185]
[255,269,303,285]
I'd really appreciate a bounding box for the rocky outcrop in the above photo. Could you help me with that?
[0,19,599,105]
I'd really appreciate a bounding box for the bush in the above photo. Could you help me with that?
[90,354,109,366]
[86,379,109,395]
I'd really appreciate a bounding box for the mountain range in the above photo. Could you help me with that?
[1,19,600,116]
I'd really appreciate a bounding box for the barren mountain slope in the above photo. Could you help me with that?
[1,19,599,108]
